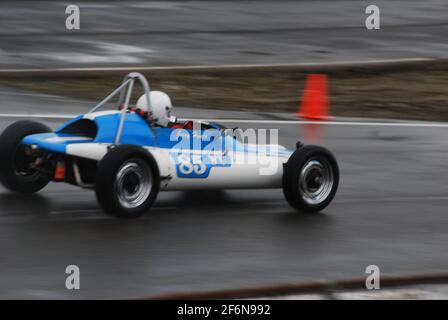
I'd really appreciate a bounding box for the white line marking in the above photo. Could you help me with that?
[0,58,433,73]
[0,91,61,98]
[1,113,447,128]
[186,118,448,128]
[1,113,448,128]
[0,91,88,103]
[0,113,75,119]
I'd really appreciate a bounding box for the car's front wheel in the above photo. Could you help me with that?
[282,145,339,213]
[95,145,160,219]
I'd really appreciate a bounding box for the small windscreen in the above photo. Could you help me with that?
[59,119,98,139]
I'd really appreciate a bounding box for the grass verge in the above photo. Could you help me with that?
[1,60,447,121]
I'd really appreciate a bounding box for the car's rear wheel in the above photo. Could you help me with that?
[283,145,339,213]
[0,120,51,193]
[95,145,159,219]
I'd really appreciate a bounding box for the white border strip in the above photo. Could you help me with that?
[0,58,433,73]
[0,113,448,128]
[192,118,448,128]
[0,113,75,119]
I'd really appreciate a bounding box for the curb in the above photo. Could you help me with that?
[144,272,448,300]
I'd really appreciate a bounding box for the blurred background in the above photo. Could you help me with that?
[1,0,448,120]
[1,0,447,68]
[0,0,448,299]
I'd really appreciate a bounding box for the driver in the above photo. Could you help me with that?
[136,91,175,127]
[136,91,193,129]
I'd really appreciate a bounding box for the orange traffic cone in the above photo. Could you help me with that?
[296,74,331,120]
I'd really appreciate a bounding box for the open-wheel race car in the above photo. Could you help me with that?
[0,73,339,218]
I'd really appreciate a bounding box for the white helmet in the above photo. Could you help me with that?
[136,91,173,127]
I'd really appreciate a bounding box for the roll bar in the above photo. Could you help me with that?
[87,72,156,146]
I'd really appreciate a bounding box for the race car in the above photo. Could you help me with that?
[0,72,339,219]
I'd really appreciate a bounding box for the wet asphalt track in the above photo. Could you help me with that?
[1,0,448,299]
[0,87,448,299]
[1,0,448,69]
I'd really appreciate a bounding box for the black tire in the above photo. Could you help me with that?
[0,120,51,193]
[283,145,339,213]
[95,145,160,219]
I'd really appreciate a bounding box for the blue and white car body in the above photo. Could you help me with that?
[0,73,338,218]
[22,110,292,190]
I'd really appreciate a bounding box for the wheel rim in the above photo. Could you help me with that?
[299,157,334,205]
[115,161,152,209]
